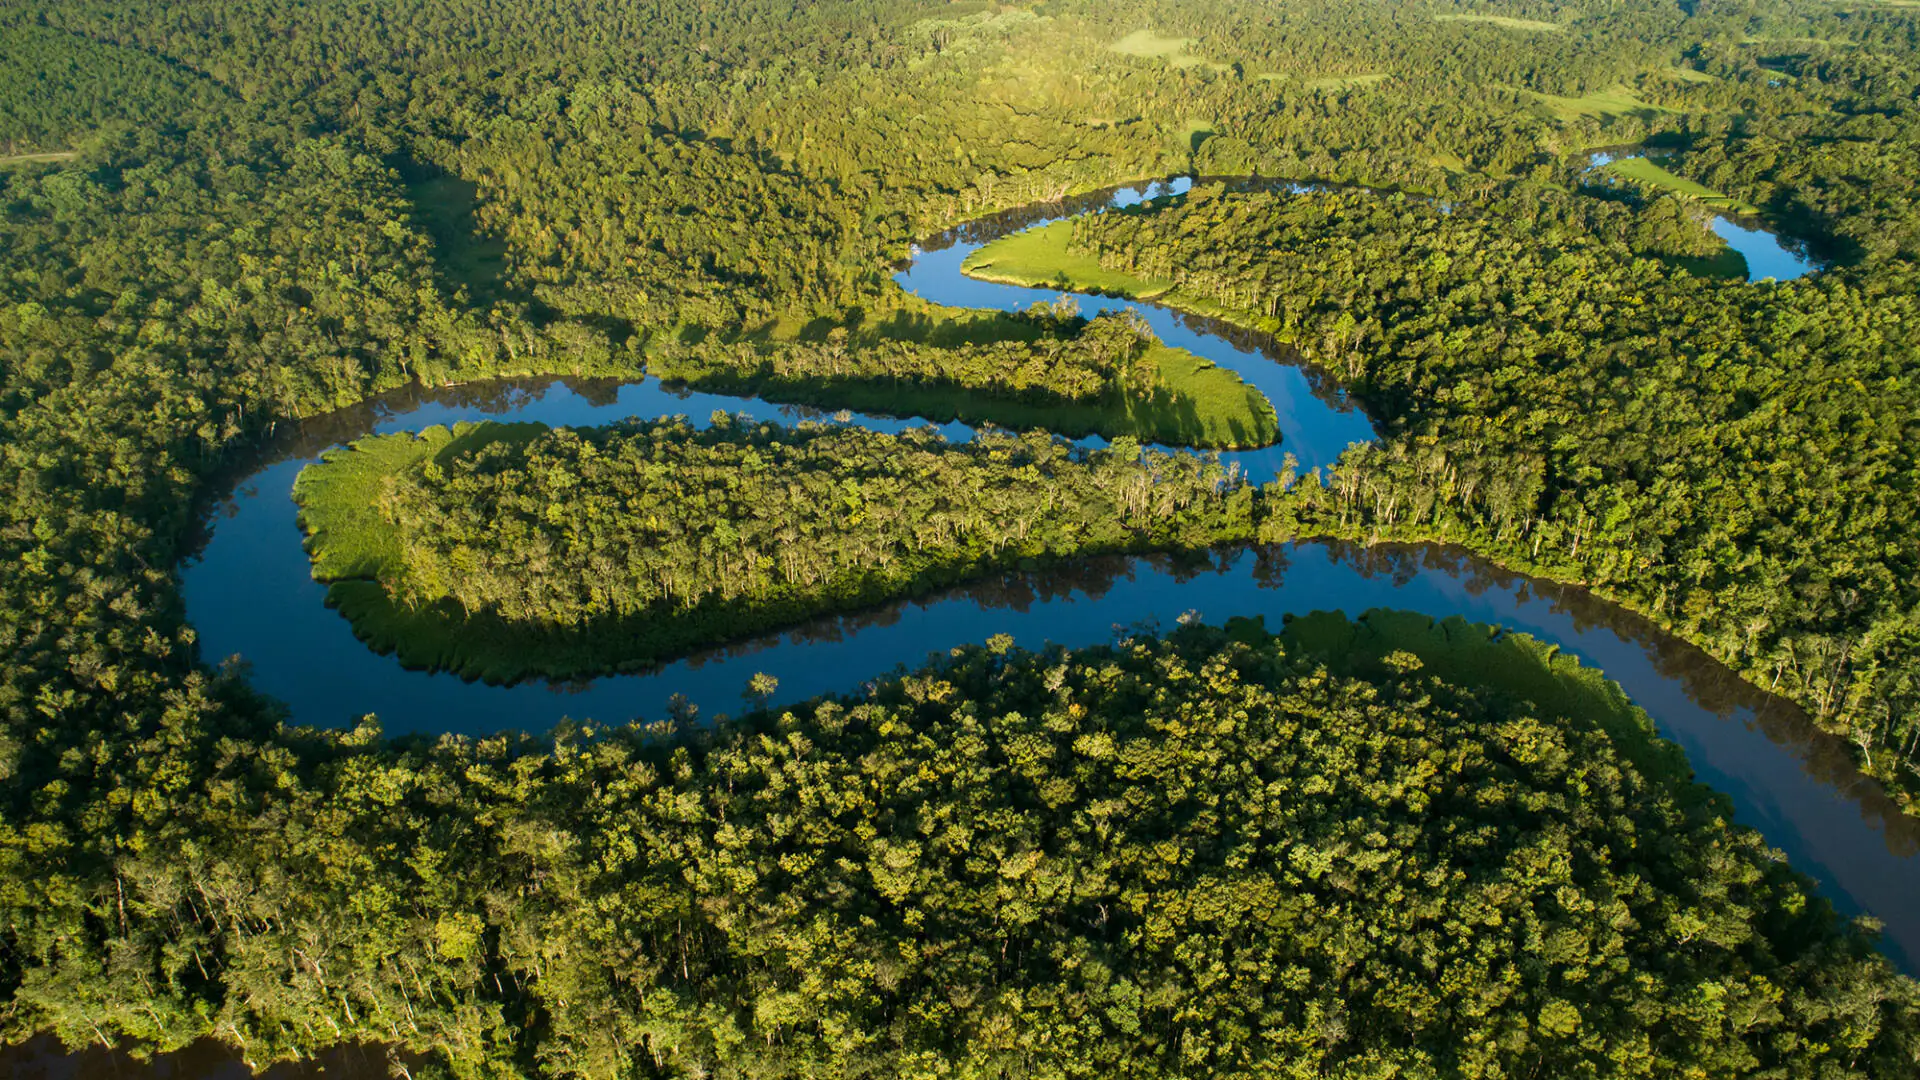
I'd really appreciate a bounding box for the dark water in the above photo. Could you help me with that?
[16,177,1906,1076]
[0,1036,394,1079]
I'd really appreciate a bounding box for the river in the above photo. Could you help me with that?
[5,177,1898,1078]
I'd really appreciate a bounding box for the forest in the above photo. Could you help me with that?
[295,418,1251,682]
[9,624,1920,1079]
[969,177,1920,809]
[4,0,1920,1073]
[644,306,1280,448]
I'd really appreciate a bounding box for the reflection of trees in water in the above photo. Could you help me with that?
[183,377,648,560]
[177,182,1911,881]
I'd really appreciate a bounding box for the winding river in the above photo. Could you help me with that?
[5,178,1893,1078]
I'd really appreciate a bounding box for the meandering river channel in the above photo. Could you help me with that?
[3,177,1895,1078]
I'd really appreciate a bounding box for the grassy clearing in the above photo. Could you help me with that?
[1178,118,1215,151]
[0,150,79,168]
[1525,84,1672,122]
[295,422,557,678]
[1434,13,1563,32]
[1664,66,1719,83]
[1605,156,1759,213]
[297,422,549,583]
[1111,29,1195,59]
[1109,29,1227,72]
[962,220,1172,299]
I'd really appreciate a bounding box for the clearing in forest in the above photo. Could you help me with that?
[1109,29,1226,71]
[1524,84,1672,121]
[1604,156,1759,213]
[0,150,79,168]
[1434,13,1564,31]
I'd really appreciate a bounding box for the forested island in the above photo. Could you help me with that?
[295,418,1253,681]
[6,0,1920,1075]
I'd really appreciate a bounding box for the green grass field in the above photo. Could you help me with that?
[1109,29,1228,71]
[1434,13,1563,31]
[1525,84,1672,121]
[1604,156,1759,213]
[1664,66,1719,83]
[963,220,1174,299]
[0,150,79,168]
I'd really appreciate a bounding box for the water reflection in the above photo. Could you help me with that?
[184,413,1920,969]
[897,176,1377,474]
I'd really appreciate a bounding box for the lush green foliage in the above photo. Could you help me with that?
[1040,180,1920,807]
[0,25,228,154]
[9,624,1920,1078]
[649,307,1279,448]
[7,0,1920,1071]
[296,418,1253,681]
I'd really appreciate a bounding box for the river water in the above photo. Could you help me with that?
[1584,151,1820,281]
[7,178,1901,1078]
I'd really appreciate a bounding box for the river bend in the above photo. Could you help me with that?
[172,179,1911,986]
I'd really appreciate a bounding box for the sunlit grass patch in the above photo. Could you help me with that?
[1109,28,1227,71]
[1434,13,1563,31]
[1524,84,1672,121]
[962,220,1173,299]
[1604,156,1759,214]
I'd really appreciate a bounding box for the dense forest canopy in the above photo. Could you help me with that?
[294,418,1253,682]
[967,175,1920,809]
[4,0,1920,1073]
[12,624,1920,1078]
